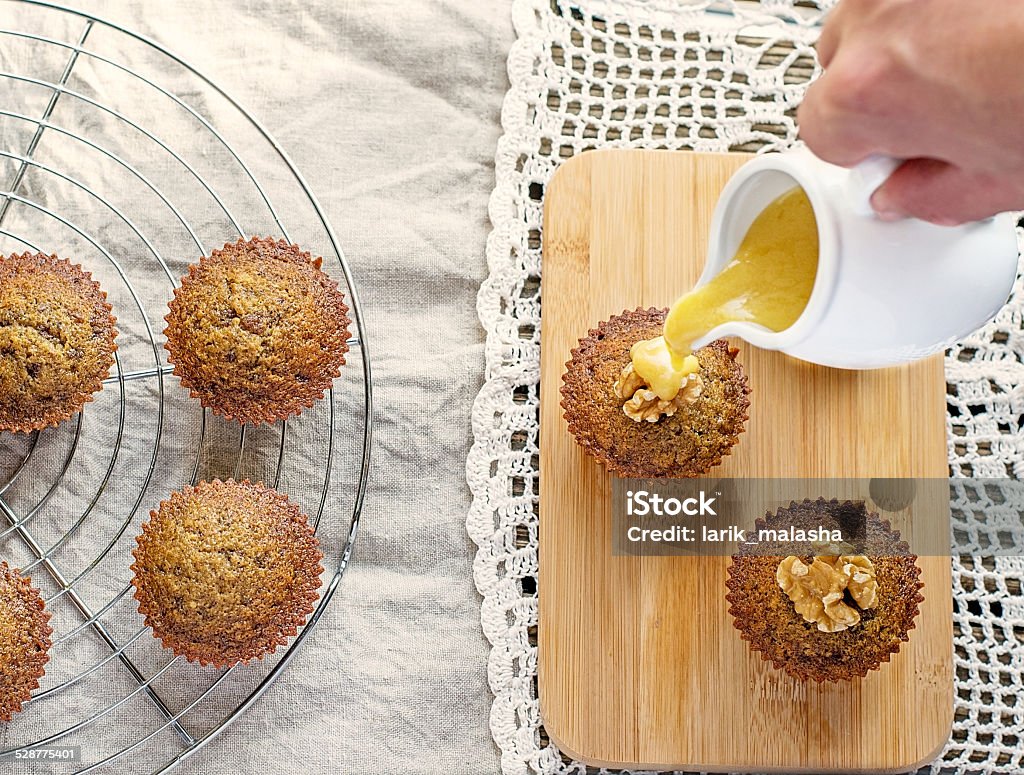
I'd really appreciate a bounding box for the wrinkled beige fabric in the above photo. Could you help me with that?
[0,1,509,772]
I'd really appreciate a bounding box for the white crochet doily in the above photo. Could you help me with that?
[467,2,1024,773]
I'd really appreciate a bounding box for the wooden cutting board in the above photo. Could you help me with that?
[539,149,953,772]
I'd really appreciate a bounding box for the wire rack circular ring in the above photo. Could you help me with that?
[0,2,371,772]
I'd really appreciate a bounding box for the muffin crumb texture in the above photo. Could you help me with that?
[560,307,750,478]
[726,499,924,683]
[164,237,350,424]
[131,479,324,667]
[0,562,52,721]
[0,252,117,433]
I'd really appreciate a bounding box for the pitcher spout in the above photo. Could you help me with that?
[692,321,788,351]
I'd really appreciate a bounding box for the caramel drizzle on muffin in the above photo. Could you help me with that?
[560,307,751,478]
[613,361,703,422]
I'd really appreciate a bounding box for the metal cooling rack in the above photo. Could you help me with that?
[0,1,371,772]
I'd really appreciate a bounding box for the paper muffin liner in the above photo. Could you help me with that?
[131,479,324,668]
[0,562,53,721]
[560,307,751,478]
[164,236,351,425]
[726,498,925,683]
[0,252,118,433]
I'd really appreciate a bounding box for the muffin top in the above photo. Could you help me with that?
[164,237,350,424]
[0,252,117,433]
[0,562,52,721]
[561,307,750,478]
[726,499,924,683]
[131,479,324,667]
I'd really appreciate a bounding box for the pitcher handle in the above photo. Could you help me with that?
[847,155,901,217]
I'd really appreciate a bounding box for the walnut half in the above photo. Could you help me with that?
[612,362,646,401]
[613,363,702,423]
[776,554,879,633]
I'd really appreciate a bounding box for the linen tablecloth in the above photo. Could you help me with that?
[0,1,512,773]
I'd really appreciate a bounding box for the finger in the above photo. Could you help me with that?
[870,158,1023,225]
[815,3,845,68]
[797,75,878,167]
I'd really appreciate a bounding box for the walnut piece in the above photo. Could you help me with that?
[613,363,702,423]
[810,539,855,556]
[776,554,879,633]
[612,362,645,401]
[836,555,879,610]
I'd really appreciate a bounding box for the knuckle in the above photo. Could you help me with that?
[798,83,870,166]
[820,55,888,115]
[796,116,830,158]
[796,100,830,155]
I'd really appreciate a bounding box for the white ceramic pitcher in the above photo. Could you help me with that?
[691,147,1020,369]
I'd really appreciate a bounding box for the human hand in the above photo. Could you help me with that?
[797,0,1024,225]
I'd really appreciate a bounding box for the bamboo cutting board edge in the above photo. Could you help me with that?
[538,148,954,773]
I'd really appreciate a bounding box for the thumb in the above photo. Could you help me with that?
[870,159,1021,226]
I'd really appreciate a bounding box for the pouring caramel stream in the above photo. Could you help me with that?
[629,186,820,400]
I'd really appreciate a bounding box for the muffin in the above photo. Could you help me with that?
[0,562,52,721]
[131,479,324,667]
[560,307,750,478]
[725,499,924,682]
[164,237,350,424]
[0,252,117,433]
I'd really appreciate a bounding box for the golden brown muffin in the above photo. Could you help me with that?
[131,479,324,667]
[726,499,924,683]
[164,237,350,425]
[0,562,52,721]
[0,252,117,433]
[560,307,750,478]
